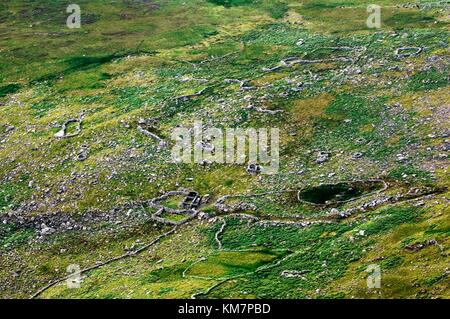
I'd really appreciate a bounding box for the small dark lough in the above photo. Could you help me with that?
[298,180,386,206]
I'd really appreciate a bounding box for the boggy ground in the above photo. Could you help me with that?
[0,0,449,299]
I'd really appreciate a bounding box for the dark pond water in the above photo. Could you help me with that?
[298,180,385,205]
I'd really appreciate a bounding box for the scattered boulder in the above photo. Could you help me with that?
[330,208,339,215]
[39,223,55,236]
[405,240,437,252]
[396,153,408,162]
[281,270,309,278]
[247,163,261,175]
[316,151,330,164]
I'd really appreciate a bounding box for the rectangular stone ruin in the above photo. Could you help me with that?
[182,192,202,210]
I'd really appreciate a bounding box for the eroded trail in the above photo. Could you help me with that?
[215,218,226,250]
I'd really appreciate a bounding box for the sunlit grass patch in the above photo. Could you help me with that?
[185,249,285,279]
[406,68,450,92]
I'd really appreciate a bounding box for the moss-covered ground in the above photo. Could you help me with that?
[0,0,448,299]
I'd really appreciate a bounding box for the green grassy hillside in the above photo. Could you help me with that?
[0,0,448,299]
